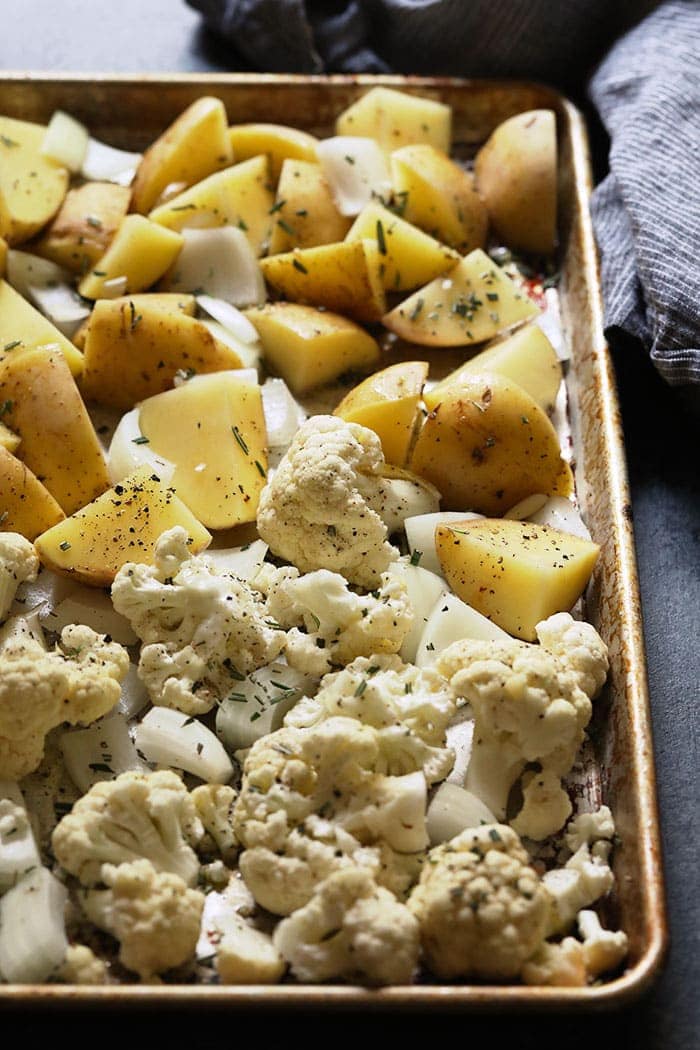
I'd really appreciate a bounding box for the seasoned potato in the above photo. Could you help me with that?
[35,467,211,587]
[0,420,20,453]
[72,292,195,351]
[0,236,7,276]
[475,110,557,255]
[244,302,379,395]
[228,123,319,181]
[435,518,599,640]
[0,116,68,245]
[409,373,566,514]
[78,215,183,300]
[0,444,65,540]
[424,324,562,414]
[0,279,84,377]
[384,249,539,347]
[260,240,386,324]
[34,181,131,274]
[334,360,428,466]
[336,87,451,154]
[267,159,351,254]
[0,347,110,515]
[346,201,458,291]
[390,144,488,254]
[80,299,243,410]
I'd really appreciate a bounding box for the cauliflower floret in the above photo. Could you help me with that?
[408,824,551,979]
[274,868,420,986]
[0,624,129,780]
[59,944,109,985]
[577,909,628,978]
[111,527,285,715]
[256,416,398,588]
[52,770,203,888]
[81,859,204,980]
[510,769,574,842]
[542,842,615,935]
[436,612,608,838]
[0,533,39,622]
[286,654,456,784]
[191,783,238,863]
[265,567,413,676]
[521,937,588,987]
[565,805,616,854]
[0,793,41,891]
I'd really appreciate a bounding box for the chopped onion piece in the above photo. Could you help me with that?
[81,137,142,186]
[167,228,266,307]
[117,663,149,720]
[0,783,41,892]
[404,511,483,576]
[415,592,509,667]
[107,407,175,486]
[196,295,260,344]
[536,288,569,361]
[134,708,234,783]
[427,783,496,846]
[387,561,446,664]
[204,539,268,583]
[40,589,137,646]
[216,661,316,752]
[261,378,306,448]
[60,714,147,793]
[528,496,592,541]
[41,110,89,172]
[200,320,262,372]
[0,868,68,983]
[11,566,74,621]
[376,476,441,534]
[504,494,549,521]
[316,136,392,216]
[6,250,90,337]
[0,613,46,654]
[6,249,66,297]
[100,275,129,299]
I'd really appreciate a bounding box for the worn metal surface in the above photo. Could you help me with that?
[0,73,667,1009]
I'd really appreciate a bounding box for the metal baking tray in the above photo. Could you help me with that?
[0,72,667,1010]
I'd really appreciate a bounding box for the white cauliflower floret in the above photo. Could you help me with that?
[52,770,203,888]
[408,824,551,979]
[0,793,41,891]
[286,654,456,784]
[577,909,628,978]
[274,868,420,986]
[191,783,238,863]
[521,937,588,986]
[265,566,413,676]
[0,623,129,780]
[436,612,609,839]
[111,527,285,715]
[256,416,398,588]
[510,769,574,842]
[59,944,109,985]
[80,859,204,980]
[542,842,615,935]
[0,533,39,622]
[565,805,616,854]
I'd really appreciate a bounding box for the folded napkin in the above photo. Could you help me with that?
[189,0,700,391]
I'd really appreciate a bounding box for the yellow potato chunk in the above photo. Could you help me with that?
[0,279,84,377]
[0,116,69,245]
[346,201,458,291]
[475,110,557,255]
[35,467,211,587]
[410,373,566,514]
[244,302,379,395]
[80,299,243,410]
[0,236,7,276]
[0,347,110,515]
[34,181,131,274]
[138,372,268,529]
[435,518,599,640]
[383,249,539,347]
[334,360,428,466]
[390,144,488,254]
[149,156,273,257]
[260,240,386,324]
[424,324,562,414]
[228,123,319,182]
[71,293,195,352]
[0,420,20,453]
[336,87,451,154]
[132,97,233,215]
[0,445,65,540]
[78,215,183,300]
[268,159,351,254]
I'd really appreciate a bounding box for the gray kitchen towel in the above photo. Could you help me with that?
[188,0,700,390]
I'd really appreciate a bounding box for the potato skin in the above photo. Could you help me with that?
[0,445,65,540]
[35,181,131,274]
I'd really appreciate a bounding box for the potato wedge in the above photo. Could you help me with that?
[0,445,65,540]
[72,292,195,352]
[0,116,69,245]
[228,123,319,182]
[35,467,211,587]
[0,347,110,515]
[409,373,566,514]
[80,299,243,410]
[34,181,131,274]
[268,159,351,254]
[475,110,557,255]
[0,279,84,377]
[346,202,458,291]
[383,249,539,347]
[244,302,379,395]
[78,215,183,300]
[334,360,428,466]
[390,144,488,254]
[435,518,599,640]
[131,97,233,215]
[260,240,386,324]
[336,87,451,154]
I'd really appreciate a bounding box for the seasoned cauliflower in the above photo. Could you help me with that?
[521,937,588,987]
[408,824,551,979]
[59,944,109,985]
[565,805,615,855]
[264,566,413,676]
[0,533,39,623]
[81,859,204,980]
[274,868,420,986]
[286,654,456,784]
[577,908,628,978]
[256,416,398,588]
[542,841,615,935]
[436,612,609,838]
[0,791,41,891]
[191,783,238,863]
[111,527,285,715]
[52,770,203,888]
[0,623,129,780]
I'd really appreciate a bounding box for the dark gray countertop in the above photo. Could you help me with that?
[1,1,697,1044]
